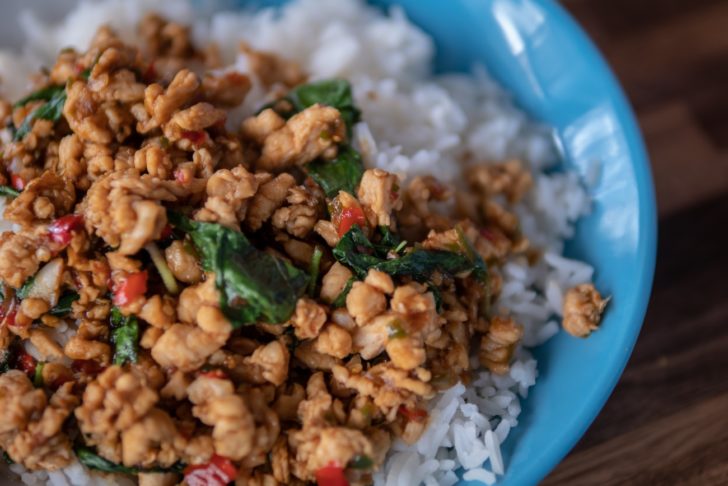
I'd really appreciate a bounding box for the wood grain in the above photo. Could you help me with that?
[543,1,728,484]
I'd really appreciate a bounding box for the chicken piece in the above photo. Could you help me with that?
[466,159,533,203]
[313,324,352,359]
[294,340,341,372]
[188,375,255,461]
[151,305,233,372]
[289,426,373,482]
[121,408,181,467]
[351,312,394,360]
[0,230,52,288]
[478,316,524,374]
[346,281,387,326]
[364,269,394,294]
[134,144,173,178]
[164,240,203,284]
[201,71,251,107]
[56,134,90,190]
[313,220,339,247]
[331,363,434,420]
[320,262,353,304]
[163,102,226,143]
[195,165,259,228]
[562,283,609,337]
[4,171,75,227]
[82,170,182,255]
[0,373,78,471]
[138,472,180,486]
[271,202,318,238]
[139,295,176,329]
[256,104,345,171]
[239,340,290,386]
[75,366,159,463]
[176,278,219,324]
[29,328,64,360]
[240,43,306,88]
[63,80,113,144]
[272,383,306,422]
[241,109,286,144]
[245,173,296,231]
[142,69,199,129]
[289,298,327,339]
[357,169,402,227]
[270,435,290,484]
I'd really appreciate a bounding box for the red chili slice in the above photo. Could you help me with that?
[10,174,25,191]
[48,214,84,246]
[398,405,428,422]
[112,271,148,306]
[16,350,37,376]
[183,454,237,486]
[315,463,349,486]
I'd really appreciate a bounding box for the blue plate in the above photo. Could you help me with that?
[234,0,657,484]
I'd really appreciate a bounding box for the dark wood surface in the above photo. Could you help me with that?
[543,1,728,485]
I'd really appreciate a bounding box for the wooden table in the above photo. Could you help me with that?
[543,1,728,484]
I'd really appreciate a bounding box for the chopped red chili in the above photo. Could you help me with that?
[315,462,349,486]
[183,454,237,486]
[112,271,148,306]
[48,214,84,246]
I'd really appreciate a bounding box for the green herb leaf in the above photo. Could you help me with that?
[16,275,36,299]
[333,225,487,283]
[169,213,309,327]
[305,144,364,198]
[13,85,64,108]
[14,87,67,141]
[331,226,381,279]
[33,362,44,387]
[347,454,374,470]
[49,292,79,317]
[288,79,360,130]
[76,447,138,474]
[331,277,354,308]
[0,186,20,198]
[2,450,13,465]
[0,348,11,374]
[308,246,323,297]
[75,447,184,474]
[110,308,138,366]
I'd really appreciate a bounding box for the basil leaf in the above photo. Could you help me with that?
[33,362,44,387]
[308,246,323,297]
[331,277,354,309]
[305,144,364,198]
[289,79,361,130]
[375,249,484,281]
[76,447,138,474]
[333,225,487,283]
[0,186,20,198]
[110,308,139,366]
[75,447,184,474]
[348,454,374,470]
[49,292,79,317]
[14,87,67,141]
[13,85,64,108]
[168,213,309,327]
[331,226,381,279]
[16,275,36,299]
[2,450,13,465]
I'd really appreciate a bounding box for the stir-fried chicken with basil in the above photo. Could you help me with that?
[0,13,606,486]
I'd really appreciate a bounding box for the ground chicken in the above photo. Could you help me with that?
[479,316,524,374]
[239,340,290,386]
[195,164,259,228]
[0,373,78,471]
[75,366,160,464]
[313,324,353,359]
[357,168,402,227]
[562,283,609,337]
[151,305,233,372]
[320,262,353,304]
[466,159,533,203]
[82,170,182,254]
[256,104,345,171]
[289,298,327,339]
[0,230,52,288]
[346,281,387,326]
[4,171,75,226]
[164,240,203,284]
[240,43,306,88]
[188,375,255,461]
[245,173,296,231]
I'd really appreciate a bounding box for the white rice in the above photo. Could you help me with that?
[0,0,594,484]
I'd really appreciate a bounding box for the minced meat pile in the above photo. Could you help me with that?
[0,13,606,486]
